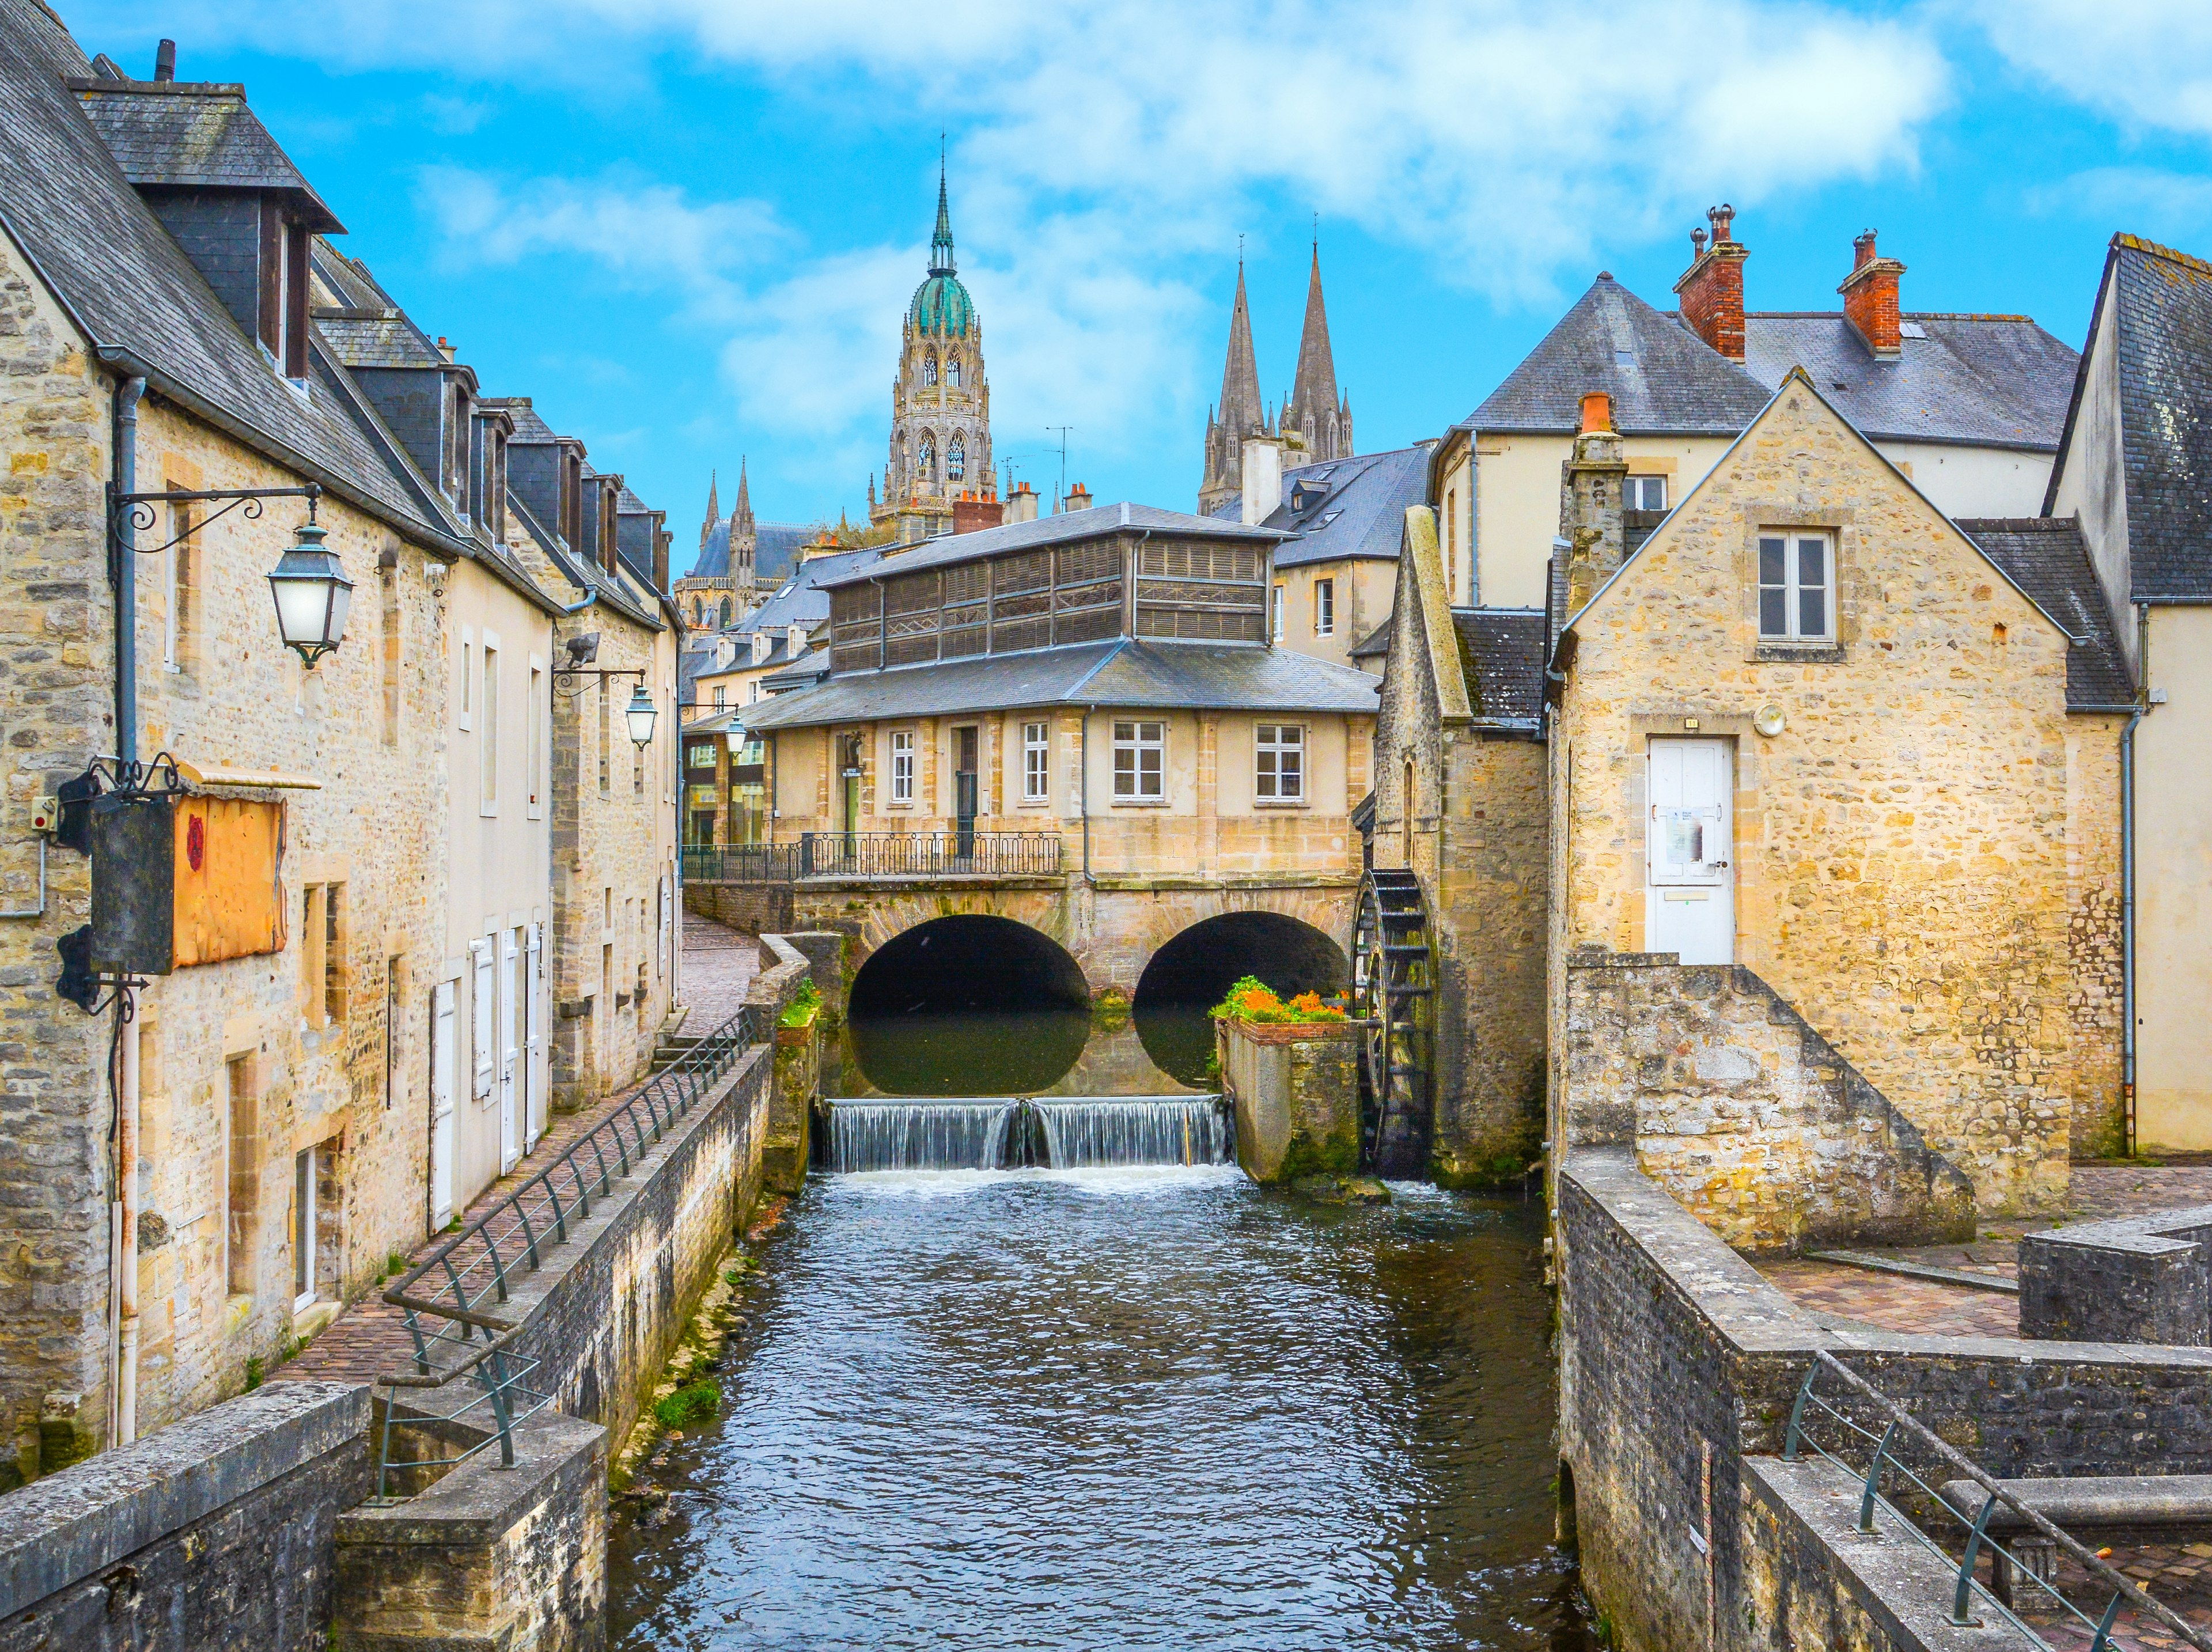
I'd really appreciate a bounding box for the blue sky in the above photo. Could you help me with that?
[59,1,2212,574]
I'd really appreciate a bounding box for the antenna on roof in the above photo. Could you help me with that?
[1046,427,1075,512]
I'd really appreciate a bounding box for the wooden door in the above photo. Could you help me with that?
[1646,738,1734,965]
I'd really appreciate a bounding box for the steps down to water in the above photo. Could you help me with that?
[823,1096,1233,1173]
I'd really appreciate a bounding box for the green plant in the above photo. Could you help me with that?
[779,980,821,1029]
[243,1355,264,1392]
[653,1381,719,1430]
[1209,975,1349,1025]
[383,1249,411,1280]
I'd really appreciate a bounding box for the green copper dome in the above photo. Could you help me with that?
[906,166,974,336]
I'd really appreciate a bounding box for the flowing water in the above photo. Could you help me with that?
[606,996,1590,1649]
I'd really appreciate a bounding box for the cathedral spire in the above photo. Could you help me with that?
[699,468,718,551]
[1285,240,1352,463]
[1218,260,1266,439]
[930,153,956,277]
[733,456,755,535]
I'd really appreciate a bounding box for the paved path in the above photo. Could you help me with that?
[278,915,764,1388]
[1754,1165,2212,1342]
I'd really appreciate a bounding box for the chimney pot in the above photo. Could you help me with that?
[154,39,176,81]
[1691,226,1707,259]
[1838,230,1906,358]
[1709,202,1736,244]
[1675,204,1748,361]
[1580,391,1615,435]
[1854,229,1879,271]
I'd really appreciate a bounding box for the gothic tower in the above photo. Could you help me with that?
[1283,244,1353,464]
[729,456,757,590]
[1198,261,1270,516]
[874,163,993,543]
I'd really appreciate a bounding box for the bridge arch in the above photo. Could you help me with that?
[844,914,1093,1094]
[1130,910,1350,1080]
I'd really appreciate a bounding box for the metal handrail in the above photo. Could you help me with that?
[798,830,1063,878]
[1782,1350,2212,1651]
[681,843,806,884]
[372,1000,768,1496]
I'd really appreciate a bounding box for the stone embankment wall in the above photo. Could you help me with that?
[1562,953,1976,1252]
[1216,1017,1359,1182]
[2019,1204,2212,1345]
[685,878,794,935]
[1557,1148,2212,1652]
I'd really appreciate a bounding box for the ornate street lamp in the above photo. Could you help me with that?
[624,683,658,748]
[264,516,353,668]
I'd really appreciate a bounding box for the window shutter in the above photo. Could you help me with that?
[471,938,495,1101]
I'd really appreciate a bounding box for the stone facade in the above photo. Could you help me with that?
[1215,1017,1359,1183]
[2018,1204,2212,1345]
[1552,377,2109,1214]
[1561,954,1975,1252]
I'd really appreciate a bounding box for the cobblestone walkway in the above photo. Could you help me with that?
[1754,1165,2212,1342]
[276,916,765,1388]
[2012,1540,2212,1650]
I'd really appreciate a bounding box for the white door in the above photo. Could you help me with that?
[1646,738,1734,965]
[430,980,456,1229]
[524,923,544,1148]
[499,927,521,1174]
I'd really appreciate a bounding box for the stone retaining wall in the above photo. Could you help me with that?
[2019,1204,2212,1346]
[1215,1017,1359,1183]
[684,879,794,936]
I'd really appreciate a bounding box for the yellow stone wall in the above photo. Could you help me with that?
[1552,381,2103,1212]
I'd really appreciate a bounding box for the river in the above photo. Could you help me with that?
[606,999,1590,1650]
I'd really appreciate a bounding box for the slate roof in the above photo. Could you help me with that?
[690,516,813,583]
[1959,518,2135,710]
[70,77,343,230]
[1741,314,2075,451]
[0,2,467,555]
[1349,617,1392,660]
[1452,609,1547,723]
[310,247,444,369]
[1262,446,1429,569]
[2048,236,2212,601]
[740,638,1381,730]
[1463,276,1772,435]
[813,502,1283,590]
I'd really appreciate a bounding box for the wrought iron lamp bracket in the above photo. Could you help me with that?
[551,665,647,698]
[109,483,321,559]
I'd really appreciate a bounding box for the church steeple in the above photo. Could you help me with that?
[733,456,755,535]
[929,157,956,277]
[1198,259,1273,514]
[699,469,718,551]
[1284,241,1352,464]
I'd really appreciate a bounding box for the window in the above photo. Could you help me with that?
[1270,583,1285,641]
[1758,531,1832,642]
[293,1146,317,1311]
[1626,475,1667,511]
[688,742,717,772]
[323,882,349,1024]
[947,355,962,388]
[1445,486,1458,597]
[890,729,915,804]
[1112,720,1164,801]
[527,662,542,813]
[919,433,937,480]
[479,643,499,813]
[923,352,938,387]
[1314,578,1334,636]
[226,1055,258,1299]
[1256,724,1305,802]
[948,434,965,482]
[1022,721,1049,802]
[597,681,611,794]
[457,627,474,730]
[162,499,196,669]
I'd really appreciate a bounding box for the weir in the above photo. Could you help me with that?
[824,1096,1233,1172]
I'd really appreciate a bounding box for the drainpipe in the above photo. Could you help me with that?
[1078,710,1092,881]
[108,374,146,1452]
[2122,602,2150,1155]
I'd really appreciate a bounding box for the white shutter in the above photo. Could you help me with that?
[430,981,456,1229]
[524,923,544,1147]
[498,929,520,1173]
[470,938,494,1102]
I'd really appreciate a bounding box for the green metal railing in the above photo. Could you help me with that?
[1783,1350,2211,1651]
[373,1001,768,1496]
[681,832,1065,884]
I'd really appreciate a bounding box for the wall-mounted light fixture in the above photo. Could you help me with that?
[112,482,347,668]
[553,657,658,748]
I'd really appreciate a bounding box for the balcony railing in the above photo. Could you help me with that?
[681,843,807,884]
[797,830,1063,878]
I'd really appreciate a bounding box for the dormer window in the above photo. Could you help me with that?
[261,210,310,379]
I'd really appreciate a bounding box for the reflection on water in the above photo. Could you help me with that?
[607,1169,1591,1651]
[838,1003,1219,1096]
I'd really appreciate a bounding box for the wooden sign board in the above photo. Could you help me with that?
[172,797,286,967]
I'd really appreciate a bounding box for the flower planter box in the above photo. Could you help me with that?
[1215,1015,1365,1184]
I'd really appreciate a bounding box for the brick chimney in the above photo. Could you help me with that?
[1560,391,1628,613]
[1673,204,1748,361]
[154,39,176,82]
[952,491,1002,535]
[1838,229,1907,359]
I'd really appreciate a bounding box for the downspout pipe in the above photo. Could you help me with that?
[2122,684,2146,1156]
[112,376,146,768]
[108,374,146,1452]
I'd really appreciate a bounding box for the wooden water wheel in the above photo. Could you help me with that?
[1354,867,1434,1178]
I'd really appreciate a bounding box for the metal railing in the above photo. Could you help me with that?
[1783,1350,2212,1651]
[797,829,1063,878]
[681,843,806,884]
[373,1001,769,1496]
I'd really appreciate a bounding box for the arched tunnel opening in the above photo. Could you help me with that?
[1131,912,1351,1085]
[844,916,1092,1095]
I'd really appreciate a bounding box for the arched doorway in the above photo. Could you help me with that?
[846,916,1091,1095]
[1131,911,1350,1085]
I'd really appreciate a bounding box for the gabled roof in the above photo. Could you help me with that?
[815,502,1282,590]
[71,75,343,231]
[2046,235,2212,601]
[1463,276,1771,436]
[1960,518,2134,710]
[1741,313,2075,452]
[310,244,445,370]
[0,1,465,555]
[689,514,813,582]
[1263,446,1429,569]
[1453,610,1547,723]
[740,638,1380,730]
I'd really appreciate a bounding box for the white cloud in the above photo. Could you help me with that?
[1955,0,2212,140]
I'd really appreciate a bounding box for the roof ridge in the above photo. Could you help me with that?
[2114,232,2212,280]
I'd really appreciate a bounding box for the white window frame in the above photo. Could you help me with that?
[292,1145,317,1312]
[1758,530,1834,643]
[1313,578,1334,637]
[1112,719,1164,802]
[1255,723,1305,803]
[1270,583,1285,641]
[1626,474,1668,511]
[479,639,499,816]
[1022,721,1050,803]
[889,729,915,805]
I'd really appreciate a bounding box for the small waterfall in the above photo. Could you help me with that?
[827,1100,1019,1172]
[1033,1097,1231,1169]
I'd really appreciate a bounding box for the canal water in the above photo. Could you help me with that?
[606,996,1590,1650]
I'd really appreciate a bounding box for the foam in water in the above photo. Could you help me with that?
[828,1101,1018,1173]
[1032,1097,1229,1168]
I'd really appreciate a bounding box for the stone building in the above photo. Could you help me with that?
[871,168,993,544]
[1427,210,2081,609]
[1372,379,2128,1213]
[1197,249,1354,516]
[1251,444,1429,675]
[672,461,810,632]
